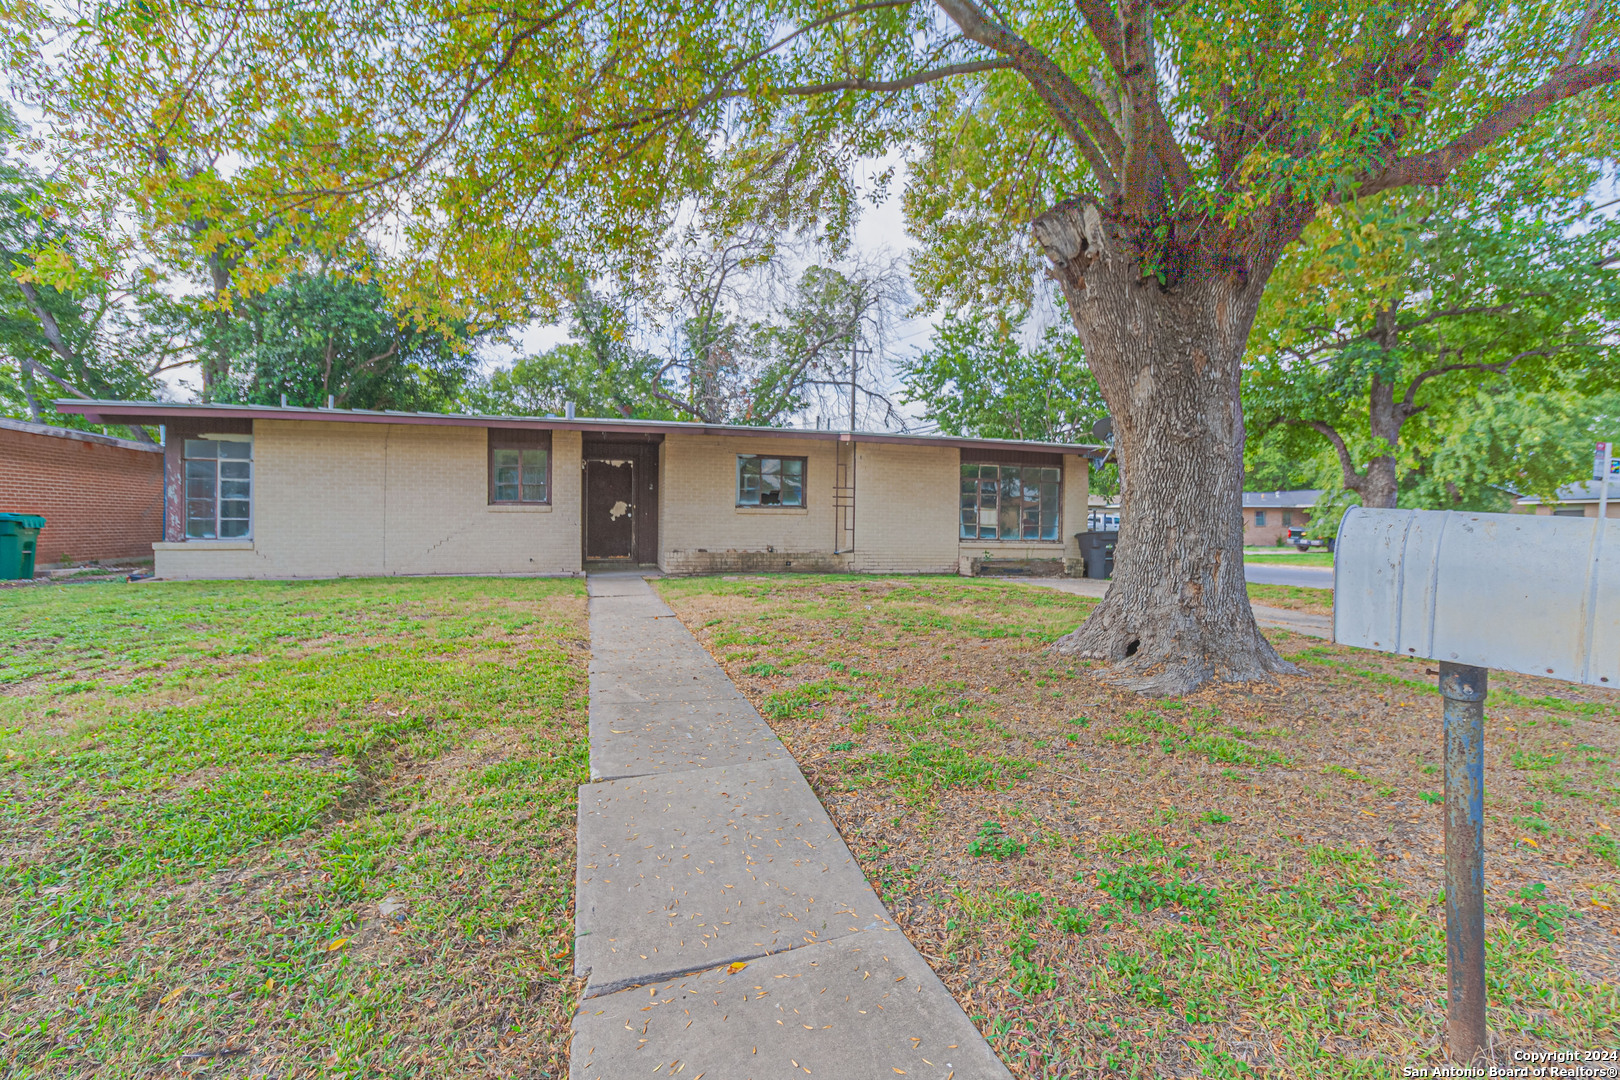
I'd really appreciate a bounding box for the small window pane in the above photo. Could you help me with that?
[219,518,250,538]
[493,449,519,469]
[1040,510,1059,541]
[184,439,217,459]
[1000,470,1021,501]
[220,460,250,480]
[218,441,251,460]
[220,479,250,499]
[781,475,803,507]
[1040,467,1059,483]
[999,501,1019,539]
[1040,482,1059,505]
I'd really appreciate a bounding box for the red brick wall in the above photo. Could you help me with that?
[1242,507,1311,546]
[0,424,164,563]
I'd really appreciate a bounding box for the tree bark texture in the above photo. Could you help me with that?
[1034,201,1299,695]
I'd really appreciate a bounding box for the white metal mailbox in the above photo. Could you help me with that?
[1334,507,1620,687]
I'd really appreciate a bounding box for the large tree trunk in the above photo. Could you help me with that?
[1034,201,1298,695]
[1361,375,1402,509]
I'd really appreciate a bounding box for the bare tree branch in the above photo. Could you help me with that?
[1399,345,1584,409]
[931,0,1124,190]
[764,60,1014,96]
[1358,53,1620,198]
[1560,0,1604,68]
[1288,418,1364,492]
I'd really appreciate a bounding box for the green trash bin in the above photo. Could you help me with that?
[0,513,46,580]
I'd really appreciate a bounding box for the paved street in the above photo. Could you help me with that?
[1243,562,1335,589]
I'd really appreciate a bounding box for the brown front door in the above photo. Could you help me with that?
[585,459,635,560]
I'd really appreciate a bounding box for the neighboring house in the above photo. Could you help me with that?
[0,417,163,565]
[1514,482,1620,518]
[1242,489,1323,546]
[55,401,1101,580]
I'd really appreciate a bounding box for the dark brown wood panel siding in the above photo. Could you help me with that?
[960,448,1067,466]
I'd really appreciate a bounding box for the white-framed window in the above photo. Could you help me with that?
[184,436,253,539]
[737,455,805,506]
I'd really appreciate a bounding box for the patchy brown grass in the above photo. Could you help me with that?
[656,574,1619,1079]
[1244,583,1333,616]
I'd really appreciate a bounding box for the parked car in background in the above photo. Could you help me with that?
[1287,526,1335,553]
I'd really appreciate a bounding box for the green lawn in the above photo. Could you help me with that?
[1244,546,1335,567]
[1,577,588,1077]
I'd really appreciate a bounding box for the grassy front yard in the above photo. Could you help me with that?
[657,575,1619,1078]
[1245,583,1333,616]
[1,578,588,1078]
[1243,548,1335,568]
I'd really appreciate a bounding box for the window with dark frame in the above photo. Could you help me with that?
[1254,510,1267,527]
[959,462,1060,541]
[737,455,805,506]
[488,430,551,504]
[1282,511,1293,527]
[184,437,253,539]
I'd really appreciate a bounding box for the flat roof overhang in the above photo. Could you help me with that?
[56,400,1105,456]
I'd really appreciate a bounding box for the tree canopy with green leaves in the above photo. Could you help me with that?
[899,312,1108,442]
[1246,177,1620,510]
[10,0,1618,698]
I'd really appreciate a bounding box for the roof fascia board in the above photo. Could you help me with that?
[53,400,1102,455]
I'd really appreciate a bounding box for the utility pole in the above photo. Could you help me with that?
[849,338,871,431]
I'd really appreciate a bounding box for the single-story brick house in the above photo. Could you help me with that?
[55,401,1101,580]
[1515,482,1620,518]
[0,416,163,564]
[1242,489,1323,546]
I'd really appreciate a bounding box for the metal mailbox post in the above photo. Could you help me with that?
[1334,507,1619,1063]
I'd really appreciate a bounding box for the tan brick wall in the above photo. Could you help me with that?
[658,434,847,574]
[155,421,583,579]
[849,442,959,574]
[1243,507,1310,546]
[151,420,1090,579]
[1533,503,1620,518]
[0,423,162,563]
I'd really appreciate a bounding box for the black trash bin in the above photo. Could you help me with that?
[1075,530,1118,580]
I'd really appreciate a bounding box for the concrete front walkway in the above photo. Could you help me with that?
[569,572,1010,1080]
[1020,577,1332,639]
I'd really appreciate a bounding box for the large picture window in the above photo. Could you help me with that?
[960,463,1060,541]
[737,455,805,506]
[184,437,253,539]
[489,430,551,504]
